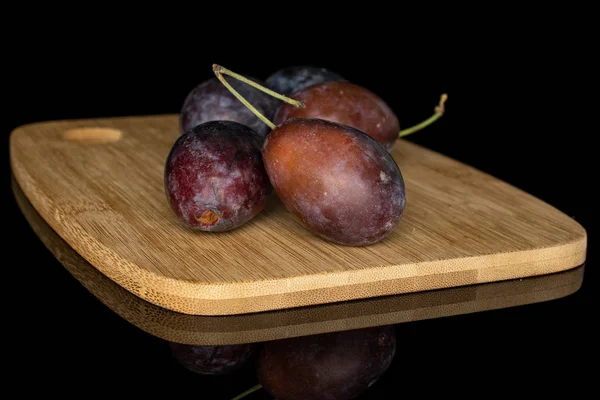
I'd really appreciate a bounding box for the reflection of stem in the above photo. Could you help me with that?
[398,94,448,138]
[230,383,263,400]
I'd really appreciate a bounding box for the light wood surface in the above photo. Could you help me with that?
[9,114,587,315]
[13,177,585,345]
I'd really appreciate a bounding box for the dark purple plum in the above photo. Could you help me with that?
[164,120,272,232]
[180,76,279,139]
[257,326,397,400]
[169,342,259,375]
[266,65,346,96]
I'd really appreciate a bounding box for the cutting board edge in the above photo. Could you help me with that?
[163,272,586,345]
[154,274,586,345]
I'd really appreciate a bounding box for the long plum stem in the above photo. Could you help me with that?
[213,66,277,130]
[230,383,263,400]
[214,65,305,108]
[398,94,448,138]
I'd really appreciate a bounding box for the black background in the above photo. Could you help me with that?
[4,10,594,398]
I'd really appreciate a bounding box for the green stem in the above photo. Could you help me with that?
[398,93,448,138]
[230,383,263,400]
[214,65,305,108]
[213,66,277,130]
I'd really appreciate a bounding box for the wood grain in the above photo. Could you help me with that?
[9,114,587,315]
[13,177,585,345]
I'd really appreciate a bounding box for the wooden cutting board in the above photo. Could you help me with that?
[12,177,585,345]
[9,114,587,316]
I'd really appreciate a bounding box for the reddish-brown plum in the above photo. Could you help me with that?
[262,118,406,246]
[273,81,400,150]
[164,121,271,232]
[257,326,396,400]
[180,77,279,139]
[169,342,259,375]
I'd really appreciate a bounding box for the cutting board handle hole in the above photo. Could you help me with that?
[63,127,122,143]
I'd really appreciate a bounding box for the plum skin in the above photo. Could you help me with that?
[180,76,279,140]
[265,65,346,96]
[257,326,397,400]
[273,81,400,151]
[262,118,406,246]
[164,120,272,232]
[169,342,259,375]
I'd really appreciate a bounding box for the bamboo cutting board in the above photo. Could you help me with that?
[9,114,587,315]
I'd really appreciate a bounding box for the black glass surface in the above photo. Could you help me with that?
[6,40,594,398]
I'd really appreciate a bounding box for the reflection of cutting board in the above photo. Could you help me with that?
[9,115,587,316]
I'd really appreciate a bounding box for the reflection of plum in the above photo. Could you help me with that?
[257,326,396,400]
[169,342,259,375]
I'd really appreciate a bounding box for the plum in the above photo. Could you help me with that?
[273,80,401,151]
[164,120,272,232]
[180,76,279,139]
[169,342,259,375]
[262,118,406,246]
[265,65,346,96]
[257,326,397,400]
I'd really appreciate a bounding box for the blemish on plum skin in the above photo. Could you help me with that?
[195,209,223,226]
